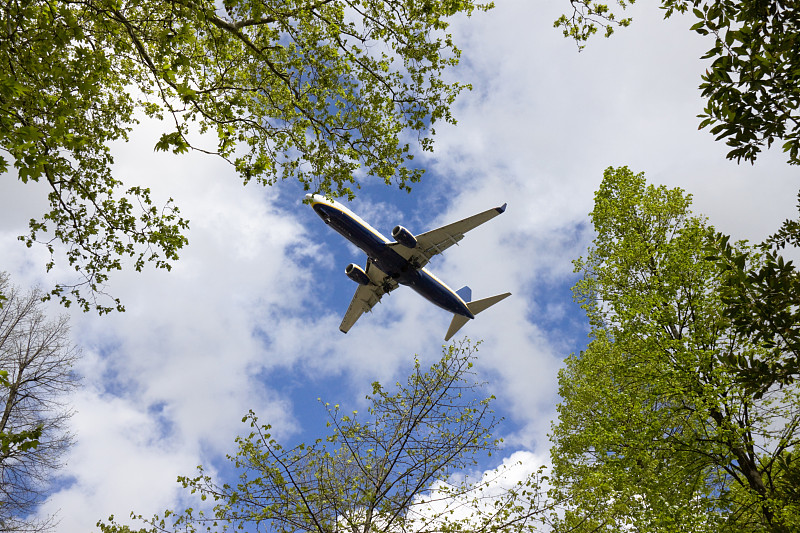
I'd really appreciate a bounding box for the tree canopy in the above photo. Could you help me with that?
[1,0,492,313]
[556,0,800,167]
[549,167,800,532]
[555,0,800,425]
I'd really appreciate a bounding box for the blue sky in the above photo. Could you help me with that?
[1,1,799,531]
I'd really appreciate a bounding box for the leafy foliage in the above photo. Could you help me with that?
[1,0,492,313]
[98,340,553,533]
[555,0,800,166]
[706,192,800,398]
[550,167,800,532]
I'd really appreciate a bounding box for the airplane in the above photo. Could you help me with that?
[305,194,511,340]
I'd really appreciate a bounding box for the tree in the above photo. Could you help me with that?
[549,167,800,532]
[555,0,800,167]
[98,340,552,533]
[0,272,81,532]
[555,0,800,416]
[1,0,492,313]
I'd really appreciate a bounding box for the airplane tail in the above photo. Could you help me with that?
[444,291,512,341]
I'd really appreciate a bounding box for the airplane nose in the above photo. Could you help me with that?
[305,193,325,205]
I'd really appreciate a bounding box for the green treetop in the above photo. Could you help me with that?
[549,167,800,532]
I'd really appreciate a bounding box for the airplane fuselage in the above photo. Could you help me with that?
[310,198,474,319]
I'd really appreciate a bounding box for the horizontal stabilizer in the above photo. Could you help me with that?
[445,314,471,342]
[444,292,512,341]
[467,292,511,315]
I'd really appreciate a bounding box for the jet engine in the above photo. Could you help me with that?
[345,263,371,285]
[391,225,417,249]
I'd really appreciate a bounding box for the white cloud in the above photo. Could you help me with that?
[43,385,201,532]
[410,450,551,530]
[8,117,319,529]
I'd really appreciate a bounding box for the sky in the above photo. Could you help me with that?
[1,1,798,531]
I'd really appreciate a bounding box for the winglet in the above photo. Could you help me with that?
[496,203,507,214]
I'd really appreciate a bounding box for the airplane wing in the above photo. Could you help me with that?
[389,203,507,268]
[340,260,399,333]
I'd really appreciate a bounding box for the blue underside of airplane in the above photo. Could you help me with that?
[312,202,474,319]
